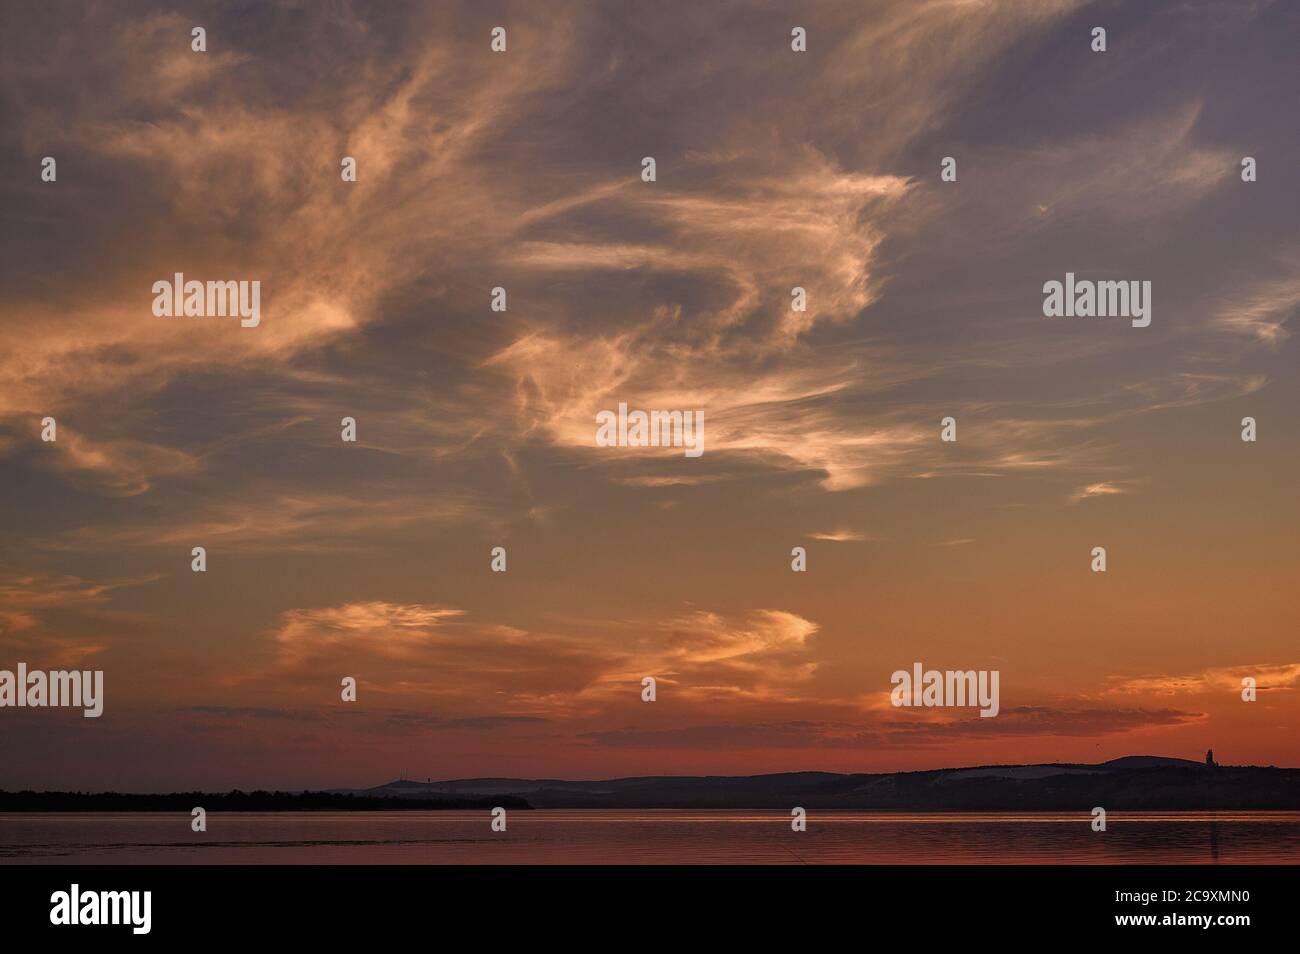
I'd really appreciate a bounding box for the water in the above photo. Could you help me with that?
[2,811,1298,864]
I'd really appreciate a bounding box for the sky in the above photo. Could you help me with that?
[0,0,1297,791]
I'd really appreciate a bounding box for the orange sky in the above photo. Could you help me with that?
[1,0,1298,790]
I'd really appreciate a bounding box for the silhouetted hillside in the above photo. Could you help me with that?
[10,758,1295,812]
[348,759,1300,810]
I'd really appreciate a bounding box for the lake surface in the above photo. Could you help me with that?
[3,811,1298,864]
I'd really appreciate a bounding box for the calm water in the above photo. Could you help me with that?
[2,811,1298,864]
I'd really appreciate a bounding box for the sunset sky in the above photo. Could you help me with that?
[1,0,1298,791]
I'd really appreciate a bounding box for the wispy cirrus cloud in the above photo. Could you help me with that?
[0,571,156,667]
[1212,272,1300,347]
[42,487,490,554]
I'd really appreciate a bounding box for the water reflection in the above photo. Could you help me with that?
[2,811,1297,864]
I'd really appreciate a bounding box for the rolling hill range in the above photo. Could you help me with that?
[338,757,1300,811]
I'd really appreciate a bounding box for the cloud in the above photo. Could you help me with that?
[0,571,154,666]
[179,705,322,722]
[1069,481,1132,503]
[269,602,468,669]
[1213,273,1300,347]
[36,429,199,497]
[0,571,136,620]
[177,705,546,733]
[2,0,1279,514]
[807,529,870,542]
[0,0,586,457]
[660,609,816,666]
[246,601,820,713]
[44,487,488,554]
[1109,663,1300,696]
[583,706,1204,749]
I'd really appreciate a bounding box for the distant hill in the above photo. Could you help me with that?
[1100,755,1205,769]
[339,758,1300,811]
[9,758,1294,812]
